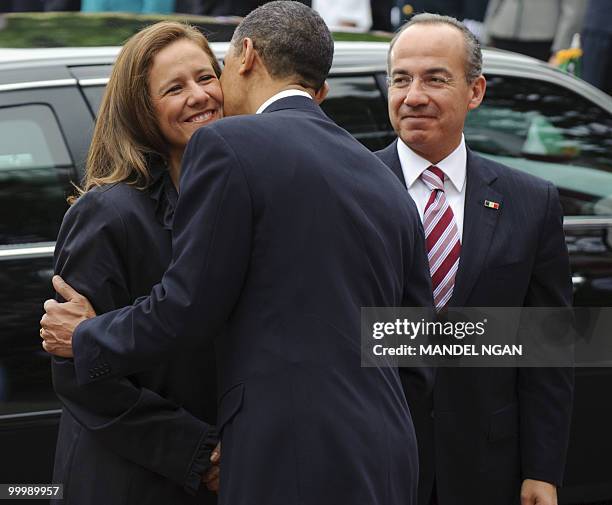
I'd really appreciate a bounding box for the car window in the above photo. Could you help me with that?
[0,104,73,245]
[321,75,395,151]
[465,75,612,217]
[81,85,106,116]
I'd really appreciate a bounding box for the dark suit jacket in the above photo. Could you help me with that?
[69,96,433,505]
[580,0,611,33]
[51,166,218,504]
[377,141,574,505]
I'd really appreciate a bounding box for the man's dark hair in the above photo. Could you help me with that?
[388,13,483,83]
[230,0,333,90]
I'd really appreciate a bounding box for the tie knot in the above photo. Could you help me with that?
[421,166,445,191]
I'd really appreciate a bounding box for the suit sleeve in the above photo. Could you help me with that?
[400,197,435,398]
[53,191,216,495]
[519,182,574,486]
[72,126,253,384]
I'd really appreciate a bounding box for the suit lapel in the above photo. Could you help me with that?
[451,151,502,306]
[375,140,408,187]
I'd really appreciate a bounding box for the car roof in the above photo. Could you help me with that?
[1,41,610,112]
[0,41,549,70]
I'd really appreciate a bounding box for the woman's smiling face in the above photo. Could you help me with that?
[149,38,223,159]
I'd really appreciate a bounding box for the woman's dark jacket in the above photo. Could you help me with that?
[51,165,218,504]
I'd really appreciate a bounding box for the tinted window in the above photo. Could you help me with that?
[465,76,612,217]
[82,85,106,115]
[322,75,395,151]
[0,104,73,245]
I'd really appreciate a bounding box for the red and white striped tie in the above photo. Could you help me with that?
[421,166,461,309]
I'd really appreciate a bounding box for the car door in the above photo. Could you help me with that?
[463,73,612,504]
[0,78,94,489]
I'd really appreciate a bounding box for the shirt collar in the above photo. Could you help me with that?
[256,89,313,114]
[396,135,467,192]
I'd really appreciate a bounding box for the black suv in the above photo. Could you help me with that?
[1,42,611,504]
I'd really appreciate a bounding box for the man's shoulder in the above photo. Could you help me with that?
[469,150,553,194]
[189,112,301,150]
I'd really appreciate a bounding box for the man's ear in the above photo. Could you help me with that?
[239,37,257,76]
[314,81,330,104]
[467,75,486,111]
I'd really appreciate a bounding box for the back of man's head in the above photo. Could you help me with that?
[230,1,333,90]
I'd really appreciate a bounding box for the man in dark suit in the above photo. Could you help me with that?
[581,0,612,95]
[377,13,574,505]
[40,2,433,504]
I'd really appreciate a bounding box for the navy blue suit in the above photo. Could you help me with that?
[377,142,574,505]
[581,0,612,94]
[52,165,218,504]
[69,96,433,505]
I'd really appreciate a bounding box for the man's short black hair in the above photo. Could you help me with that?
[231,0,333,90]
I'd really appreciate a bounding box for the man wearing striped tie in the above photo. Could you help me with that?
[377,13,574,505]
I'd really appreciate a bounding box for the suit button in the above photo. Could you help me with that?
[430,410,435,419]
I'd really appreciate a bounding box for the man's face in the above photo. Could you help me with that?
[220,45,245,117]
[387,24,485,163]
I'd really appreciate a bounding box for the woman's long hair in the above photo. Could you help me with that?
[75,21,221,199]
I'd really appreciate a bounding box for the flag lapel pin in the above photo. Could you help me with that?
[484,200,500,210]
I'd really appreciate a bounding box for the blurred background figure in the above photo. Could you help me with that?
[371,0,394,30]
[395,1,490,39]
[81,0,174,13]
[0,0,80,12]
[173,0,391,29]
[47,0,81,9]
[483,0,587,61]
[581,0,612,94]
[0,0,44,11]
[173,0,309,16]
[312,0,372,31]
[174,0,264,16]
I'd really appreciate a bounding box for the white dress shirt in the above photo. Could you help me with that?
[256,89,312,114]
[396,136,467,241]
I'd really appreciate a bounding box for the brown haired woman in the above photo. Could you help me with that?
[50,22,222,505]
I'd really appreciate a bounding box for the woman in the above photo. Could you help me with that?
[51,21,222,504]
